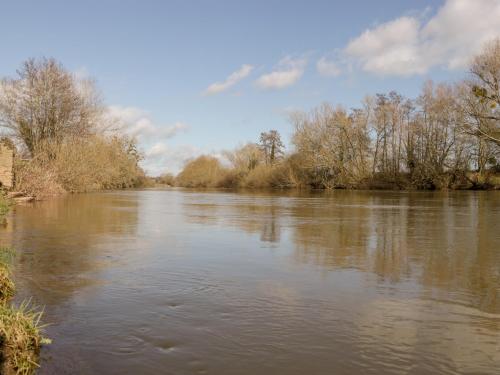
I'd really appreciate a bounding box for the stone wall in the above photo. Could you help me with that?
[0,142,14,189]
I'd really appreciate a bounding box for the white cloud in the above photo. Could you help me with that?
[343,0,500,76]
[255,56,307,90]
[204,64,254,95]
[346,16,422,76]
[105,105,191,175]
[142,143,227,176]
[106,106,188,141]
[316,57,341,77]
[143,144,203,175]
[421,0,500,69]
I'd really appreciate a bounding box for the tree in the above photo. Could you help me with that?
[259,130,284,164]
[291,104,370,188]
[370,91,408,178]
[463,38,500,146]
[224,143,264,173]
[0,58,103,154]
[411,82,470,186]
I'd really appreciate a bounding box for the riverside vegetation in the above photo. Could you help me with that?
[0,41,499,196]
[0,58,147,199]
[176,40,500,190]
[0,195,49,375]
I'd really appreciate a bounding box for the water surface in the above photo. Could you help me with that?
[1,189,499,374]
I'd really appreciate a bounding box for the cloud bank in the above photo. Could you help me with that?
[340,0,500,76]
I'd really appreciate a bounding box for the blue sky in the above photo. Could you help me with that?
[1,0,499,174]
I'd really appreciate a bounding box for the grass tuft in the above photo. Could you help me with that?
[0,245,49,375]
[0,267,15,304]
[0,301,49,375]
[0,247,15,305]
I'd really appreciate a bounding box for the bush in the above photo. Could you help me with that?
[240,163,295,188]
[14,159,65,200]
[156,173,175,186]
[14,135,144,198]
[175,156,229,188]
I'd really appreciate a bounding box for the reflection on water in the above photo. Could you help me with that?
[3,193,139,305]
[184,191,499,314]
[0,189,498,374]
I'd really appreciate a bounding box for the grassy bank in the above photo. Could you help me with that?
[0,196,48,375]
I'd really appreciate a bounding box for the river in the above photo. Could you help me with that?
[1,189,499,374]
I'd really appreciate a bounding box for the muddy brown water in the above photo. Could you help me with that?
[1,189,499,374]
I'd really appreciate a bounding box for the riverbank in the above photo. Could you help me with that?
[0,196,49,375]
[173,158,500,191]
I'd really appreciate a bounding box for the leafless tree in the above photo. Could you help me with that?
[0,58,103,155]
[291,104,370,188]
[224,143,265,173]
[259,130,284,165]
[463,38,500,146]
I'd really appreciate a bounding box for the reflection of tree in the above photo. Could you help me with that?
[183,191,282,243]
[291,191,500,314]
[182,190,499,313]
[259,204,280,243]
[291,192,376,269]
[183,191,500,312]
[0,193,138,306]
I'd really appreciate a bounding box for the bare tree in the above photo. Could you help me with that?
[410,82,471,186]
[259,130,284,165]
[224,143,264,173]
[291,104,370,188]
[370,91,408,179]
[0,58,103,155]
[463,38,500,146]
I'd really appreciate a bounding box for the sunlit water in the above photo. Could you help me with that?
[1,189,499,374]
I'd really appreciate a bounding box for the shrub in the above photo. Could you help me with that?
[14,135,144,198]
[156,173,175,186]
[14,159,65,200]
[240,163,294,188]
[175,156,228,188]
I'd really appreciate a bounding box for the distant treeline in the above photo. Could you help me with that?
[174,39,500,190]
[0,58,147,198]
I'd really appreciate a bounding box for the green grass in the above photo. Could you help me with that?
[0,301,50,375]
[0,231,49,374]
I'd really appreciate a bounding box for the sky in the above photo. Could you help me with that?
[1,0,500,175]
